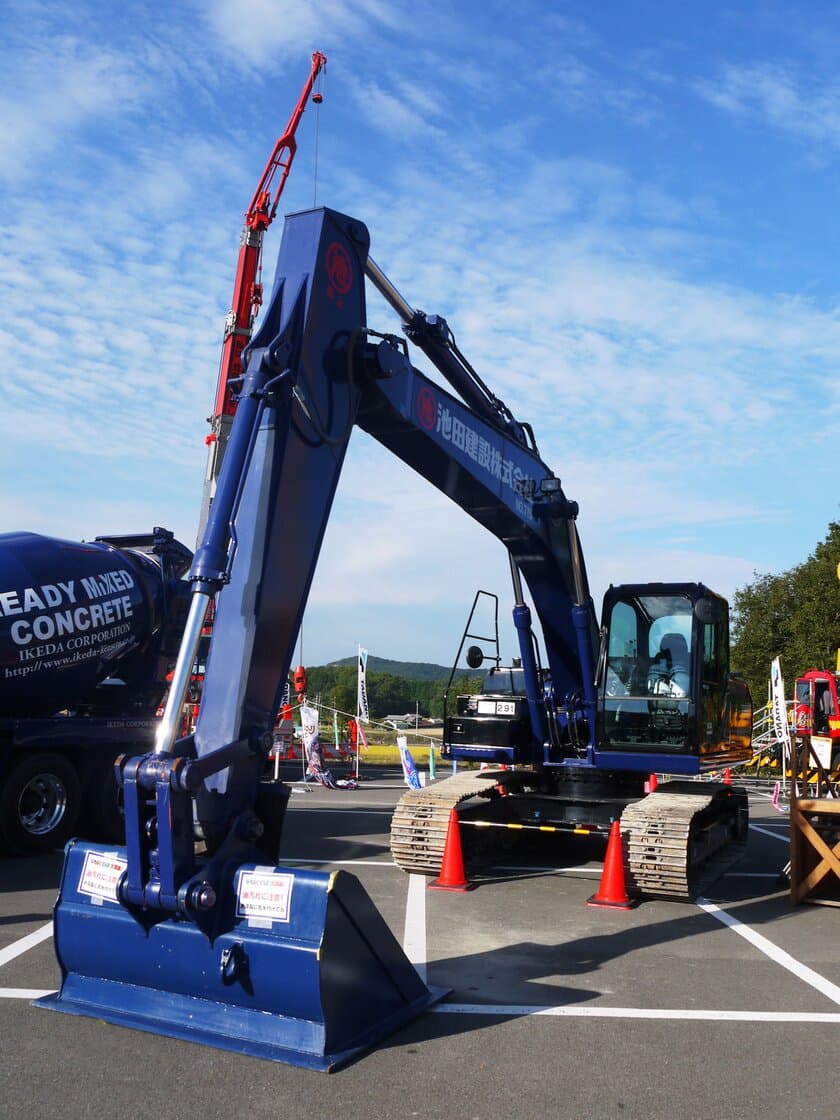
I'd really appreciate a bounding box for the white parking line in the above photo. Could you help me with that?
[1,836,832,1026]
[431,1003,840,1023]
[280,858,395,867]
[0,988,55,999]
[287,806,395,815]
[403,873,427,983]
[0,923,52,969]
[750,823,789,842]
[697,896,840,1006]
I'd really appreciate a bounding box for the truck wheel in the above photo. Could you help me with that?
[0,753,81,855]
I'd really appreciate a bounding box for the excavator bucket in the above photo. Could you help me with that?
[38,840,446,1071]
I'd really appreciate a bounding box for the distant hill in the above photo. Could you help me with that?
[323,655,462,682]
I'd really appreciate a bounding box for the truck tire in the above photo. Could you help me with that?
[0,753,81,855]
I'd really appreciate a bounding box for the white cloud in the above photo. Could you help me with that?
[344,77,449,144]
[0,36,152,180]
[200,0,399,67]
[695,63,840,149]
[346,160,839,476]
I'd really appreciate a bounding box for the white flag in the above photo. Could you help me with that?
[357,646,370,723]
[770,657,791,751]
[300,703,321,761]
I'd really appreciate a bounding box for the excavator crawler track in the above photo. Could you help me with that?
[391,773,748,901]
[390,770,505,874]
[621,781,749,900]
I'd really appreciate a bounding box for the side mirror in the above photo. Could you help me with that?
[466,645,484,669]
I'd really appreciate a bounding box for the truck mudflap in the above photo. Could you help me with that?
[620,781,749,900]
[38,840,448,1072]
[390,770,505,874]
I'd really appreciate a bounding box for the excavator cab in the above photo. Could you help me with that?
[595,582,752,773]
[443,581,751,776]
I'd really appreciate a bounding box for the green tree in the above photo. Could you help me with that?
[301,664,483,721]
[788,523,840,671]
[443,674,484,717]
[732,521,840,701]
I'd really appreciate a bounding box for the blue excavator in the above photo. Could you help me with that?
[38,205,752,1069]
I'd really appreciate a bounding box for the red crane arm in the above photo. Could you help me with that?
[246,50,328,232]
[212,50,327,422]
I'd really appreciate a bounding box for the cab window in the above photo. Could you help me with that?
[482,667,526,695]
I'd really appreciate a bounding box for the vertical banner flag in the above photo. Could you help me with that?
[770,656,791,759]
[397,735,422,790]
[300,702,321,765]
[357,646,370,723]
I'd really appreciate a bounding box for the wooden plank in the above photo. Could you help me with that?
[789,782,840,905]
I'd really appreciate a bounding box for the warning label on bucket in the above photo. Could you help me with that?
[78,850,127,905]
[236,867,294,926]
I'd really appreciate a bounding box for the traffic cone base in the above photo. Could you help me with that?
[428,808,474,892]
[586,819,637,910]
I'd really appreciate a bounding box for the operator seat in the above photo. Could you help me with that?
[659,632,688,669]
[648,632,690,698]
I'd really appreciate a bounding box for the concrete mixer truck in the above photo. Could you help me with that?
[0,527,191,854]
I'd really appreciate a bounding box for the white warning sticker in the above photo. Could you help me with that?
[78,850,127,905]
[236,867,294,926]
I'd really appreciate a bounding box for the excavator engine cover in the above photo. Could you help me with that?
[39,840,446,1071]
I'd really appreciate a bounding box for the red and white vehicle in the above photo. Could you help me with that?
[793,668,840,772]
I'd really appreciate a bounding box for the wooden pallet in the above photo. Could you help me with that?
[789,746,840,906]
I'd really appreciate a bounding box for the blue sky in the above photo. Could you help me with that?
[1,0,838,669]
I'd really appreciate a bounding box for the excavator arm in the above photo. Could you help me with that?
[176,206,600,848]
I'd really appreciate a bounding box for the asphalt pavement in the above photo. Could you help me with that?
[1,768,838,1120]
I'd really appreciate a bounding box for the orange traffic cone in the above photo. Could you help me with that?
[723,767,732,785]
[586,820,637,909]
[645,772,658,793]
[428,809,473,892]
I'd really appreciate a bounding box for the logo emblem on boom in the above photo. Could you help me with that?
[325,241,352,307]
